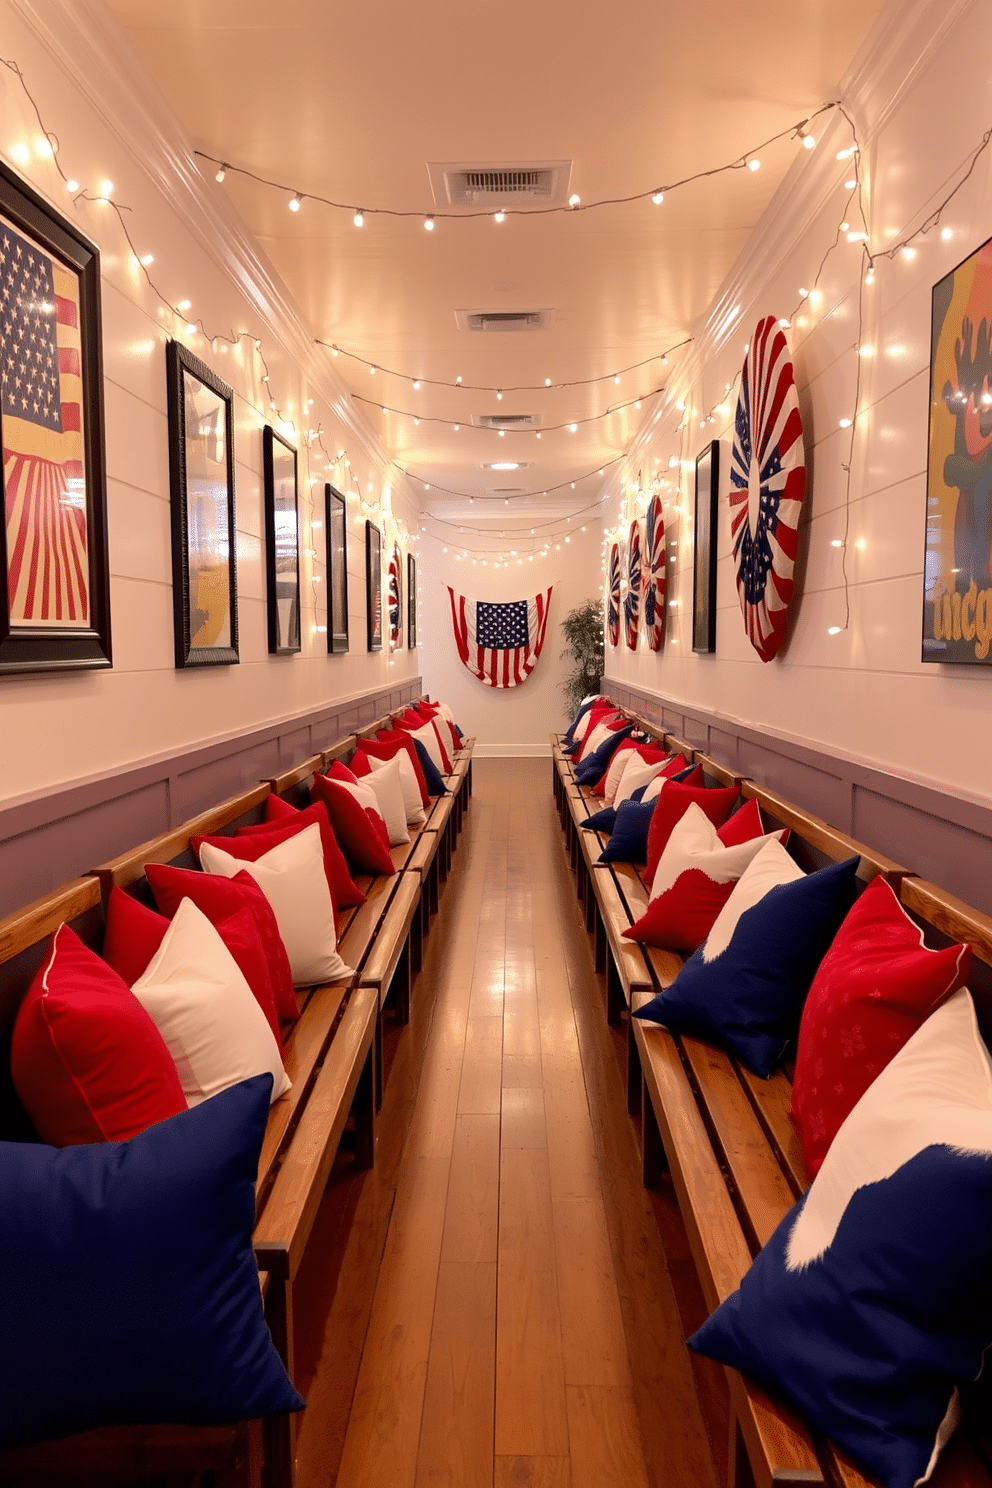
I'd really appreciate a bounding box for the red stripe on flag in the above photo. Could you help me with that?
[61,402,81,433]
[55,294,77,329]
[58,347,81,377]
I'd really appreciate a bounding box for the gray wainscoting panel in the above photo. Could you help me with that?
[606,675,992,916]
[0,679,421,917]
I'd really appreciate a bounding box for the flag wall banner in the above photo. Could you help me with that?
[446,586,553,688]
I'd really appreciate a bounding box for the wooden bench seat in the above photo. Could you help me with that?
[552,710,992,1488]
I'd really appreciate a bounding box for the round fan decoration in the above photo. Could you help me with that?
[624,520,642,649]
[729,315,806,662]
[642,495,667,651]
[388,543,403,651]
[607,541,621,646]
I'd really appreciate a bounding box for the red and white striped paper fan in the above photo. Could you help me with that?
[388,543,403,651]
[607,542,621,646]
[729,316,806,662]
[624,521,642,649]
[642,495,667,650]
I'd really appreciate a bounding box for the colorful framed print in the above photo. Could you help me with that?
[325,483,348,654]
[0,159,112,674]
[262,426,300,655]
[924,234,992,664]
[388,541,403,651]
[407,551,417,648]
[166,341,238,669]
[366,520,382,652]
[693,440,720,654]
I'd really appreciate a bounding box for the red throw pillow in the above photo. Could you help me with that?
[145,864,298,1023]
[310,773,396,876]
[325,758,359,784]
[397,709,424,728]
[791,876,973,1177]
[415,700,440,718]
[393,715,453,772]
[243,797,366,909]
[363,734,430,805]
[644,783,739,884]
[11,923,187,1144]
[717,797,764,847]
[103,886,284,1050]
[573,710,622,763]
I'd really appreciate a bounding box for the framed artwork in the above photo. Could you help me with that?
[262,426,301,655]
[388,541,403,651]
[0,159,112,674]
[923,233,992,664]
[692,440,720,654]
[324,483,348,653]
[166,340,238,669]
[366,519,382,651]
[407,551,417,647]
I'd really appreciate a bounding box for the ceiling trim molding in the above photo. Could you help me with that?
[603,0,976,512]
[7,0,410,499]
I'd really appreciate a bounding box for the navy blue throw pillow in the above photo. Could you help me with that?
[0,1074,303,1450]
[598,797,656,863]
[689,990,992,1488]
[573,724,634,785]
[412,738,448,795]
[633,855,859,1076]
[581,805,618,834]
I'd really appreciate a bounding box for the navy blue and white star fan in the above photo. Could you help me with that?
[690,987,992,1488]
[446,586,553,687]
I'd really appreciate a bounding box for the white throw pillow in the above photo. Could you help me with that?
[614,754,668,807]
[367,749,425,827]
[410,721,447,774]
[199,823,354,987]
[579,719,617,760]
[601,746,637,805]
[360,754,411,844]
[642,770,681,804]
[131,898,291,1108]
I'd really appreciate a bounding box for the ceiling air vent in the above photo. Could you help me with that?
[428,160,571,208]
[455,308,555,334]
[473,412,543,431]
[490,486,527,496]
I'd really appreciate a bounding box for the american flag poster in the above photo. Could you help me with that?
[446,586,552,688]
[1,211,89,628]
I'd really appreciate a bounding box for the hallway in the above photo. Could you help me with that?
[292,757,724,1488]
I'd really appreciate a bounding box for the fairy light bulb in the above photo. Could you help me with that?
[545,377,552,386]
[748,158,761,172]
[413,379,421,390]
[568,193,581,207]
[289,193,302,212]
[354,209,364,227]
[652,190,664,205]
[494,210,505,224]
[215,164,228,183]
[424,215,435,231]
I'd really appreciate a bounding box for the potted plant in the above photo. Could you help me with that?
[560,599,605,716]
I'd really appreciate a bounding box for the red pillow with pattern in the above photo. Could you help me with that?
[145,864,299,1023]
[592,742,669,798]
[644,783,739,885]
[791,875,973,1176]
[102,886,284,1049]
[310,773,395,875]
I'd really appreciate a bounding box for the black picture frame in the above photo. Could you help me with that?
[325,483,348,653]
[692,440,720,654]
[0,159,112,675]
[366,520,382,651]
[407,552,417,648]
[262,426,301,655]
[166,340,238,668]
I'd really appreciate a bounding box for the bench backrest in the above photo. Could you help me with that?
[742,781,907,888]
[900,877,992,1047]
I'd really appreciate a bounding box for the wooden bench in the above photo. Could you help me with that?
[552,709,992,1488]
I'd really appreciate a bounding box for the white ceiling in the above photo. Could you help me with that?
[106,0,884,532]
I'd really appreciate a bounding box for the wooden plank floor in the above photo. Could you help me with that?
[293,758,723,1488]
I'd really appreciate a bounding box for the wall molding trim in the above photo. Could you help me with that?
[605,673,992,916]
[0,677,422,917]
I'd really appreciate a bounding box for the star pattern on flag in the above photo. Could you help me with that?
[476,600,529,649]
[0,225,64,433]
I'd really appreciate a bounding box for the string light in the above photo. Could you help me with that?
[214,164,227,183]
[424,214,435,231]
[194,105,836,226]
[355,387,663,433]
[354,209,364,227]
[289,192,302,212]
